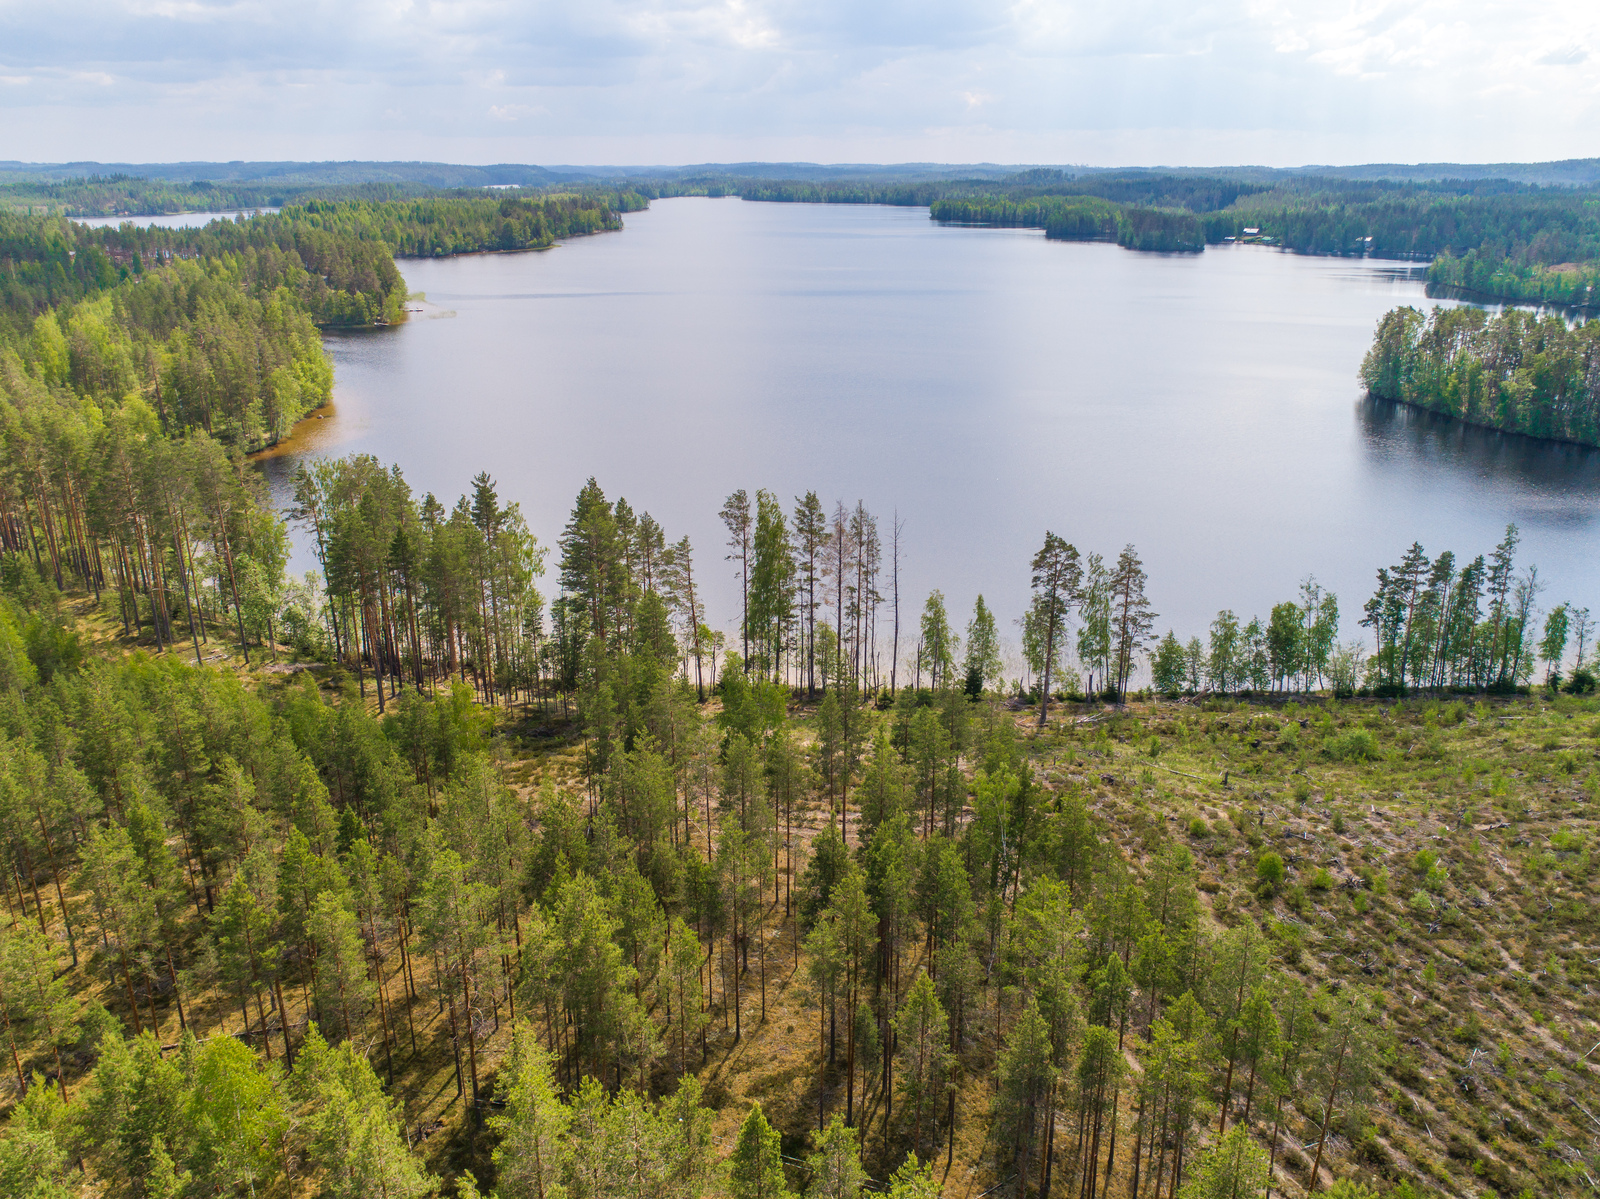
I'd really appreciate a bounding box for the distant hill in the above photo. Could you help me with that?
[548,161,1025,182]
[0,159,566,188]
[6,157,1600,188]
[1286,158,1600,186]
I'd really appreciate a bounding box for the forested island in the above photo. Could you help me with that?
[1360,306,1600,446]
[0,183,1594,1199]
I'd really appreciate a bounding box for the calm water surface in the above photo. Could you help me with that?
[260,197,1600,662]
[73,210,279,230]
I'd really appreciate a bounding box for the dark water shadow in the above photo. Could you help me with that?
[1358,395,1600,503]
[1424,281,1599,320]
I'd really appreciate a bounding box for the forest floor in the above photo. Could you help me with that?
[989,691,1599,1199]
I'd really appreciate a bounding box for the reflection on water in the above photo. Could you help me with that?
[1359,397,1600,505]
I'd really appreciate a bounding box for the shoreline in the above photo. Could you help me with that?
[1364,390,1600,452]
[247,399,341,462]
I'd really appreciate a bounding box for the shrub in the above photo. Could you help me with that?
[1328,729,1379,761]
[1256,852,1286,890]
[1308,866,1334,891]
[1189,817,1210,838]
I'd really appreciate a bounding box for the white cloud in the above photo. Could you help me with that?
[0,0,1596,163]
[488,103,548,121]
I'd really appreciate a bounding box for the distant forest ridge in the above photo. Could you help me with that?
[631,169,1600,304]
[10,159,1600,310]
[10,156,1600,186]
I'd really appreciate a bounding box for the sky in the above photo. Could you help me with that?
[1,0,1598,167]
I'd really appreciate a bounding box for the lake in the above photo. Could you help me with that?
[72,209,280,229]
[258,197,1600,675]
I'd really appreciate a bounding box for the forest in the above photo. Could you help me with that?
[1359,305,1600,447]
[0,180,1592,1199]
[0,432,1593,1199]
[0,176,433,220]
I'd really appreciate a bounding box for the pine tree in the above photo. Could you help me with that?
[721,490,754,669]
[992,998,1055,1195]
[792,492,830,695]
[295,1024,436,1199]
[662,916,708,1076]
[418,847,495,1104]
[309,890,375,1044]
[659,1074,715,1199]
[893,970,952,1159]
[0,925,78,1100]
[1109,544,1156,699]
[491,1024,571,1199]
[918,591,954,690]
[730,1102,790,1199]
[1027,533,1081,727]
[807,1114,865,1199]
[1308,986,1383,1190]
[749,490,795,681]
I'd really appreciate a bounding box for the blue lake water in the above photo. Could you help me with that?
[258,197,1600,677]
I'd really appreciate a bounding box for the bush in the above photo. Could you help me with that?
[1308,867,1334,891]
[1189,817,1210,838]
[1327,728,1379,761]
[1256,851,1285,890]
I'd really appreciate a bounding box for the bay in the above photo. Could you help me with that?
[259,196,1600,668]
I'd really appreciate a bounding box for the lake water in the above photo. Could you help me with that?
[258,197,1600,674]
[73,209,279,229]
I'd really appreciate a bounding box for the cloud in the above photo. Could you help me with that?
[0,0,1597,164]
[488,103,549,122]
[1538,45,1588,66]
